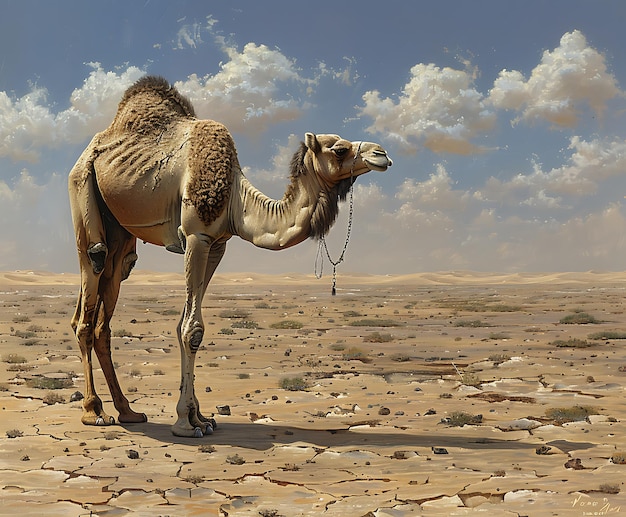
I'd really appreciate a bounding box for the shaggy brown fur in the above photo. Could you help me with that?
[184,120,235,226]
[289,142,353,239]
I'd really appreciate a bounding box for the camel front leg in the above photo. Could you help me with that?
[172,232,215,437]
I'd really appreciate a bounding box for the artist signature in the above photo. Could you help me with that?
[572,494,621,515]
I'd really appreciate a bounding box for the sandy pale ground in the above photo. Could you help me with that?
[1,270,625,516]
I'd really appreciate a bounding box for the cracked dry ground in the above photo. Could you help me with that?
[1,271,625,516]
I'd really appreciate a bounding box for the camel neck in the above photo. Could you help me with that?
[229,170,325,250]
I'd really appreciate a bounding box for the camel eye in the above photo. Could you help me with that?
[333,147,349,158]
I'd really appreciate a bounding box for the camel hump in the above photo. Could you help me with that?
[112,76,196,134]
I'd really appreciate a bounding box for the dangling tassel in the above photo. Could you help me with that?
[314,142,360,296]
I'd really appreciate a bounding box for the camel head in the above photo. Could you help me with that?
[303,133,392,188]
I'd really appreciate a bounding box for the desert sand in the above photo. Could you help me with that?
[1,269,625,516]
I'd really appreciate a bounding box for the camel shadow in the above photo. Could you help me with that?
[120,419,539,452]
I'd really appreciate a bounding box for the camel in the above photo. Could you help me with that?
[68,76,392,437]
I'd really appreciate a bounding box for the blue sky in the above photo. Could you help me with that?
[1,1,626,274]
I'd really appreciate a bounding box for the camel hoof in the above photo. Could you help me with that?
[193,427,203,438]
[95,415,115,426]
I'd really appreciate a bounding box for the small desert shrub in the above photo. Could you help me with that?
[550,338,592,348]
[390,353,411,362]
[454,319,490,328]
[545,405,598,424]
[3,354,27,364]
[184,475,205,484]
[238,373,251,379]
[153,369,165,376]
[599,483,620,494]
[219,328,235,335]
[199,445,216,454]
[443,411,482,427]
[343,310,362,318]
[219,309,250,319]
[158,309,179,316]
[489,353,511,364]
[13,315,31,323]
[488,332,510,340]
[559,312,600,324]
[460,372,481,387]
[329,343,346,351]
[21,338,41,346]
[254,302,271,309]
[26,377,73,390]
[6,429,23,438]
[342,347,372,363]
[14,330,36,339]
[270,320,303,330]
[279,376,308,391]
[588,330,626,340]
[43,392,65,405]
[226,454,245,465]
[231,320,259,329]
[129,368,141,378]
[7,364,33,372]
[26,324,44,332]
[490,304,523,312]
[363,332,393,343]
[349,319,401,327]
[112,329,129,337]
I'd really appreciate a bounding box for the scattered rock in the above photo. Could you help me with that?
[216,405,231,415]
[69,391,84,402]
[127,449,140,460]
[498,418,542,431]
[564,458,586,470]
[378,407,391,416]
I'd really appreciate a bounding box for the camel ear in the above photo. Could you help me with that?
[305,133,321,153]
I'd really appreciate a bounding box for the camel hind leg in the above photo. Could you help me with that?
[69,141,114,425]
[94,222,146,424]
[71,255,116,426]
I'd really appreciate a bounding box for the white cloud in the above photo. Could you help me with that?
[175,42,308,134]
[0,63,144,162]
[489,30,622,126]
[0,169,74,271]
[477,136,626,206]
[358,63,496,155]
[358,30,623,156]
